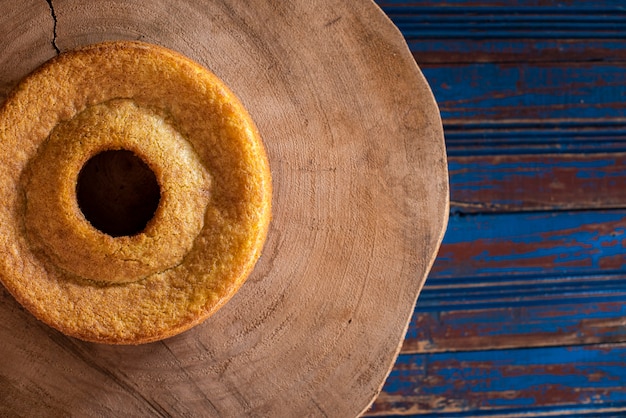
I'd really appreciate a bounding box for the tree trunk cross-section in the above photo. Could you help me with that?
[0,1,448,416]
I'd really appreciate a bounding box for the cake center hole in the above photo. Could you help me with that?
[76,150,161,237]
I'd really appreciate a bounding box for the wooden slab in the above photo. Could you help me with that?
[0,0,448,416]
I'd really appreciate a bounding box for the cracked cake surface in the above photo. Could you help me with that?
[0,41,272,344]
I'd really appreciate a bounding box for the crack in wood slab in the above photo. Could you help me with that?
[45,0,60,53]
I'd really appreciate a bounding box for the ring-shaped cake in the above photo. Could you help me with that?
[0,41,272,344]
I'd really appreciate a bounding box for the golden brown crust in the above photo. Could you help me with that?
[0,41,272,344]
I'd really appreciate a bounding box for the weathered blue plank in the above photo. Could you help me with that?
[442,121,626,156]
[378,0,626,7]
[420,275,626,311]
[404,300,626,353]
[418,62,626,155]
[409,39,626,65]
[367,343,626,416]
[384,6,626,40]
[424,62,626,120]
[448,153,626,212]
[377,2,626,64]
[430,210,626,281]
[371,411,626,418]
[401,210,626,353]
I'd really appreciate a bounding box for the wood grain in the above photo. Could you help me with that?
[0,0,448,416]
[0,1,55,100]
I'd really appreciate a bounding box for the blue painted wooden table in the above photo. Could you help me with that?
[366,1,626,416]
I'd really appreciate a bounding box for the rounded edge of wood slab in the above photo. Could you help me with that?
[0,1,448,416]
